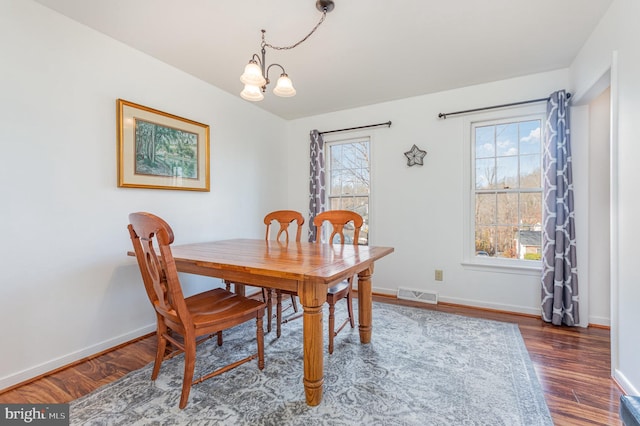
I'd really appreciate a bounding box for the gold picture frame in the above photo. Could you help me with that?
[117,99,210,191]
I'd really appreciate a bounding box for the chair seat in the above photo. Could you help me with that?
[327,280,349,296]
[186,288,265,326]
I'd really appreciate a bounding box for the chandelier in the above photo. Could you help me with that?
[239,0,335,101]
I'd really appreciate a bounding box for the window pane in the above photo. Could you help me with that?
[349,166,368,195]
[495,226,517,258]
[342,175,356,195]
[475,126,495,158]
[330,144,343,169]
[496,123,518,156]
[355,169,370,194]
[475,226,495,256]
[496,156,518,189]
[520,154,541,188]
[497,193,518,225]
[519,120,541,155]
[516,230,542,260]
[330,169,344,196]
[520,193,542,227]
[476,158,495,189]
[338,196,367,211]
[475,193,496,225]
[329,198,341,210]
[341,142,355,159]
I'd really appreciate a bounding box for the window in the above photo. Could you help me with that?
[471,114,543,264]
[325,137,370,245]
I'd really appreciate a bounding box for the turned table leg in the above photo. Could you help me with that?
[357,265,374,344]
[299,281,326,406]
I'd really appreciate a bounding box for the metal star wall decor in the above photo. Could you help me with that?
[404,144,427,166]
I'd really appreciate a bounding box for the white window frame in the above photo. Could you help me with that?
[323,134,371,246]
[462,104,544,275]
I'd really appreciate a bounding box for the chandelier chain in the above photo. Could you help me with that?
[261,11,327,51]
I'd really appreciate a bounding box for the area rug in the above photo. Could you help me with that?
[70,302,552,425]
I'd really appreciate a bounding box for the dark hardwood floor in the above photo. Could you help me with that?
[0,295,624,425]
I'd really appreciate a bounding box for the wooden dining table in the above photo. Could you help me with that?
[155,238,394,406]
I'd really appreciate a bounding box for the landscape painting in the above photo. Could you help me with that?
[117,99,210,191]
[134,119,198,179]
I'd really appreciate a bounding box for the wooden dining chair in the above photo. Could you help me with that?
[313,210,364,354]
[225,210,304,337]
[128,212,265,409]
[263,210,304,337]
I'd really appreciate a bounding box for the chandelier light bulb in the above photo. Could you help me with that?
[273,74,296,97]
[240,61,266,87]
[240,83,264,102]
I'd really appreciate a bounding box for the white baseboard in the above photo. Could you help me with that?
[437,295,542,316]
[373,286,617,330]
[588,314,611,327]
[0,324,155,391]
[615,368,639,395]
[372,287,541,315]
[370,286,395,296]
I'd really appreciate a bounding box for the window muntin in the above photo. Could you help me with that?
[325,138,370,245]
[472,117,543,261]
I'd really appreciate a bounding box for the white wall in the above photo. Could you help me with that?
[571,103,591,327]
[285,70,612,322]
[588,88,612,326]
[570,0,638,395]
[0,0,287,389]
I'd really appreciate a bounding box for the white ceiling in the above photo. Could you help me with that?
[34,0,612,120]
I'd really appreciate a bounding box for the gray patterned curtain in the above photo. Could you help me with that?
[541,90,579,326]
[308,130,326,242]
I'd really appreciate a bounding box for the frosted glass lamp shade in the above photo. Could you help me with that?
[272,74,296,97]
[240,84,264,102]
[240,61,266,87]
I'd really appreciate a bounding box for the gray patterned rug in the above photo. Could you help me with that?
[70,302,552,425]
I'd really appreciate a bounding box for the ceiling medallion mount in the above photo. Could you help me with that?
[316,0,335,13]
[240,1,335,102]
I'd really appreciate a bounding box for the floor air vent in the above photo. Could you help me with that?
[397,287,438,304]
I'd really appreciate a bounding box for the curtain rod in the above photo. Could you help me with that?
[438,92,572,119]
[319,120,392,135]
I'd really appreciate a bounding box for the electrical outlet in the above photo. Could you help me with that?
[435,269,443,281]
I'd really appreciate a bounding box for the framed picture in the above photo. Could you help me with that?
[117,99,210,191]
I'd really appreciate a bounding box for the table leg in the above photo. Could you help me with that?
[357,265,373,343]
[299,283,326,406]
[233,283,246,297]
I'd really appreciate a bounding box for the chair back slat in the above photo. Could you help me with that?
[264,210,305,243]
[128,212,188,326]
[312,210,363,246]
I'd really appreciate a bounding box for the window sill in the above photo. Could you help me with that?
[461,260,541,276]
